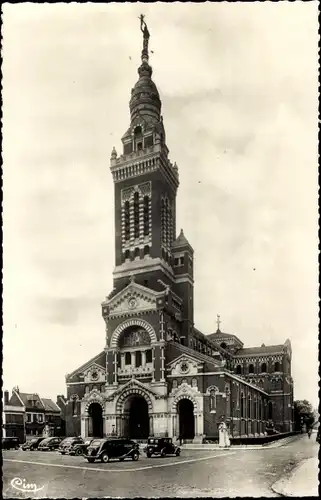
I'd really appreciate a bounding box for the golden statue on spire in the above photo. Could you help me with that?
[139,14,150,61]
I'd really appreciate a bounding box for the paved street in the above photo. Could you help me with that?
[3,435,318,498]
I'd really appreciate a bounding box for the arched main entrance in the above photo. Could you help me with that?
[178,399,195,440]
[123,395,149,438]
[88,403,103,438]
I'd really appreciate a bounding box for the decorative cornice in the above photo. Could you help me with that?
[112,257,175,282]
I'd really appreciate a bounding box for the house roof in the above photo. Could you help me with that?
[41,398,61,413]
[235,344,284,356]
[18,393,45,409]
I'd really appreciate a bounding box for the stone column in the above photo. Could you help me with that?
[159,311,165,341]
[85,417,89,437]
[114,351,118,384]
[194,414,197,436]
[151,347,155,382]
[120,353,125,370]
[149,415,153,436]
[131,351,135,368]
[160,346,165,382]
[142,350,146,367]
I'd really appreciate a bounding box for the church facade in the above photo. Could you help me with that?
[65,19,294,442]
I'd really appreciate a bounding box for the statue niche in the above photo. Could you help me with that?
[119,326,151,348]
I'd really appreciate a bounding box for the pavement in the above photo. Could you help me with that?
[271,454,319,497]
[2,433,318,498]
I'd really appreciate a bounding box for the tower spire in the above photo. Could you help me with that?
[139,14,150,64]
[216,314,221,332]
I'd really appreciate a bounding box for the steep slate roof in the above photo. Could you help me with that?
[41,398,61,413]
[18,393,45,409]
[235,344,284,356]
[172,229,193,251]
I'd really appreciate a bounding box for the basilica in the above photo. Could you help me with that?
[65,19,294,442]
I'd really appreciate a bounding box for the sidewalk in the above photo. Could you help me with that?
[272,455,319,497]
[180,435,299,450]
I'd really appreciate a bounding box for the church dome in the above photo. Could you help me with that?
[129,61,162,125]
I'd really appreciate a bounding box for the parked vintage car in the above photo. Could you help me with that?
[144,437,180,458]
[2,437,20,450]
[22,437,45,451]
[58,437,83,455]
[68,437,95,456]
[38,437,63,451]
[85,437,139,463]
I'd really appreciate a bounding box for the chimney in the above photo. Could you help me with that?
[4,390,9,405]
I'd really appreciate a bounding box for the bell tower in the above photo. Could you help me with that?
[110,16,180,295]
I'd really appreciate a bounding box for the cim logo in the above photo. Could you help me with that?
[11,477,44,493]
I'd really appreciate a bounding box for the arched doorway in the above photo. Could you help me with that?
[88,403,103,437]
[178,399,195,439]
[123,395,149,438]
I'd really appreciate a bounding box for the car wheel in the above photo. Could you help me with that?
[175,449,180,456]
[101,452,109,463]
[132,451,139,461]
[160,449,166,458]
[76,449,83,456]
[146,452,151,458]
[87,458,95,463]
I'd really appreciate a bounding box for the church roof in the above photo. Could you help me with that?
[172,229,193,251]
[235,344,285,356]
[207,330,244,346]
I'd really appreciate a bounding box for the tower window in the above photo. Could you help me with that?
[174,258,179,266]
[179,256,184,265]
[274,361,280,372]
[143,245,150,256]
[134,247,140,259]
[135,351,142,367]
[134,125,142,137]
[249,364,254,374]
[124,201,130,241]
[143,196,149,235]
[236,365,242,375]
[137,142,143,151]
[125,249,130,261]
[146,349,152,363]
[133,192,140,239]
[125,352,131,365]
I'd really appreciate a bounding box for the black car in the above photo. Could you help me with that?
[2,437,20,450]
[69,437,95,456]
[58,437,83,455]
[144,437,180,458]
[22,437,45,451]
[38,437,63,451]
[85,437,139,463]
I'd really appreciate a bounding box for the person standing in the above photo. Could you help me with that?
[218,418,231,448]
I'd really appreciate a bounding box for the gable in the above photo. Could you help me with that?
[168,354,204,377]
[66,351,106,382]
[8,391,24,407]
[102,282,164,317]
[83,363,106,384]
[106,378,161,401]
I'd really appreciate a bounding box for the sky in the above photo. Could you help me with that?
[2,2,319,408]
